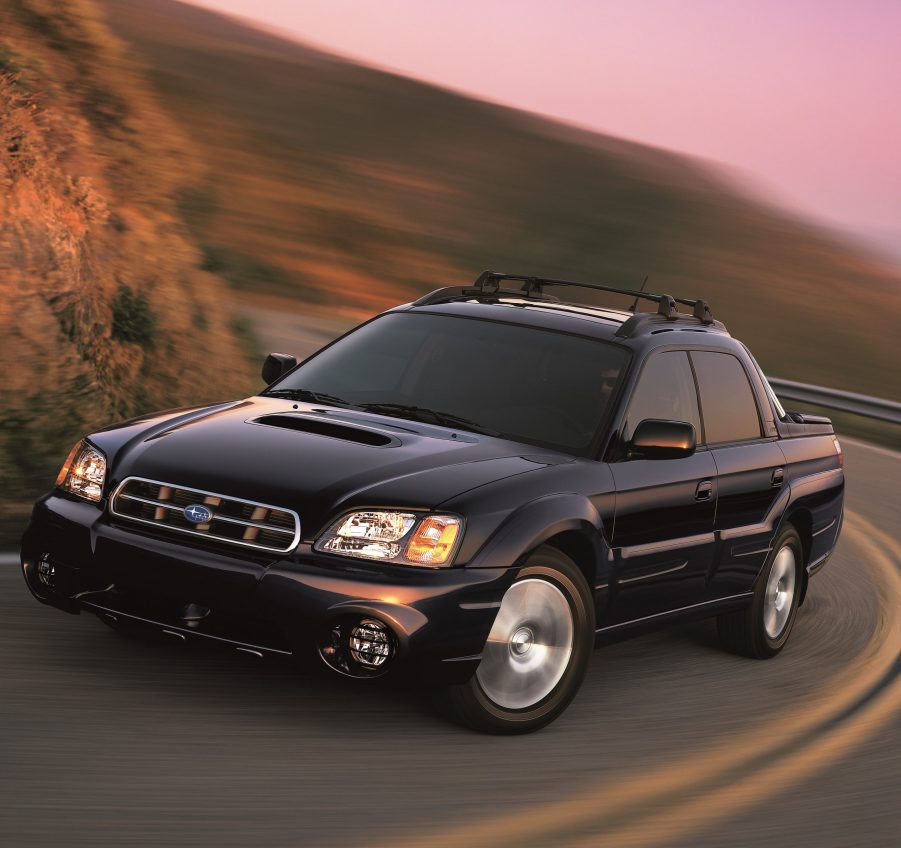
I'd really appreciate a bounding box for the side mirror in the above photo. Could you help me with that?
[630,419,696,460]
[262,352,297,385]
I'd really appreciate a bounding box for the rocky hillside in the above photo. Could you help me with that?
[0,0,256,538]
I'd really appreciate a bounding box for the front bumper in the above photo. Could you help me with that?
[20,494,515,683]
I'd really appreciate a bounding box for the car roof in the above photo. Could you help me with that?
[396,295,735,353]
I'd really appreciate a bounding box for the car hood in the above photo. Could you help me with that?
[97,397,563,538]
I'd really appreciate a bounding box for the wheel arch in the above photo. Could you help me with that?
[782,507,813,605]
[539,529,600,593]
[466,493,610,591]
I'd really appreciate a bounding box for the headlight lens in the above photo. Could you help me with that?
[56,440,107,502]
[316,510,462,566]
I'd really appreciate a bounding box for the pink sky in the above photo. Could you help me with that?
[192,0,901,256]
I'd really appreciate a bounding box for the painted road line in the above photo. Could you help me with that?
[560,512,901,846]
[569,674,901,848]
[385,509,900,848]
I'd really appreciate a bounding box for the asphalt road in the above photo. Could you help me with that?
[1,312,898,847]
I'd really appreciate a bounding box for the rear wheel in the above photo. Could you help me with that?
[444,546,594,734]
[717,525,803,658]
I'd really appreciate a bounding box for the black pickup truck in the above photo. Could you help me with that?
[21,271,844,733]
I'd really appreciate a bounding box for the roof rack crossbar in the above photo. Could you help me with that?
[473,270,714,324]
[412,283,560,308]
[413,271,720,336]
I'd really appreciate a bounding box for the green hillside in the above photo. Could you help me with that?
[100,0,901,399]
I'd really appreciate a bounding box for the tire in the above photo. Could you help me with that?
[443,546,595,734]
[717,525,803,658]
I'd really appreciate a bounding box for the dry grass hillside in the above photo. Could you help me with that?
[101,0,901,402]
[0,0,256,538]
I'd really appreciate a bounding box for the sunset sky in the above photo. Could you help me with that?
[191,0,901,257]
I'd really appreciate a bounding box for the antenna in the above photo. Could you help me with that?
[627,276,649,312]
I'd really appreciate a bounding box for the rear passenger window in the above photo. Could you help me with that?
[690,351,762,443]
[622,351,702,444]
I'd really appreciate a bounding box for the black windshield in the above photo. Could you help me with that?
[266,312,629,454]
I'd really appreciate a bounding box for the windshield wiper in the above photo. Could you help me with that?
[264,392,501,436]
[264,388,355,408]
[359,403,501,437]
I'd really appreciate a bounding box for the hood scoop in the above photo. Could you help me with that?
[252,414,395,447]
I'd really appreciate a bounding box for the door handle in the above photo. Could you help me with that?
[772,467,784,487]
[695,480,713,500]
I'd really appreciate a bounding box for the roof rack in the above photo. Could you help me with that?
[413,270,720,337]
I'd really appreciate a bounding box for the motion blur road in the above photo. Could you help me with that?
[1,313,899,847]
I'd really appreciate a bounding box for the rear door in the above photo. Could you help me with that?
[607,350,717,624]
[689,350,786,598]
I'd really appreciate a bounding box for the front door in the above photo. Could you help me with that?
[606,350,717,624]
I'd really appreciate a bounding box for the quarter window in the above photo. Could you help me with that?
[622,351,702,444]
[690,351,763,444]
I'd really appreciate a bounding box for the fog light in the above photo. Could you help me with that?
[37,553,55,588]
[349,618,393,669]
[318,617,397,677]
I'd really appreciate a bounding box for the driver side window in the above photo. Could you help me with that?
[621,351,702,445]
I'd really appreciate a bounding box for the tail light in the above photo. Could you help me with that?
[833,436,843,467]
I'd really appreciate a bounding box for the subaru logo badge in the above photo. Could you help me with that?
[184,504,213,524]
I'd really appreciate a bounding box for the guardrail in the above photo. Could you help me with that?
[768,378,901,425]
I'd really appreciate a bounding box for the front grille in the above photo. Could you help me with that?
[110,477,301,554]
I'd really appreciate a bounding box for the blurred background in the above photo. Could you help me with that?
[2,0,900,543]
[1,1,899,845]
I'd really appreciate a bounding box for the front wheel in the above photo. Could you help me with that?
[444,546,594,734]
[717,525,803,658]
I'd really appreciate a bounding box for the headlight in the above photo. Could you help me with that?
[315,510,462,566]
[56,440,107,502]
